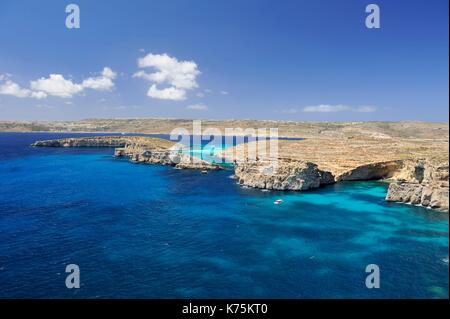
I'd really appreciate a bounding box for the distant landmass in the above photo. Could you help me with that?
[21,119,449,212]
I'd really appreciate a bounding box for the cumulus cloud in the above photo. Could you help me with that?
[303,104,350,113]
[0,80,35,98]
[133,53,200,101]
[0,67,116,99]
[30,74,83,98]
[81,67,117,91]
[186,103,208,111]
[0,79,47,99]
[147,84,186,101]
[302,104,377,113]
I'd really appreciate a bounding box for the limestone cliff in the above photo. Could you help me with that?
[337,161,403,181]
[233,157,448,212]
[234,159,334,191]
[32,136,448,212]
[386,160,449,212]
[115,144,221,170]
[31,136,174,149]
[33,136,221,171]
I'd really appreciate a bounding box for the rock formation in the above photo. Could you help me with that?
[31,136,173,149]
[32,136,222,171]
[386,159,449,212]
[115,144,221,170]
[233,157,448,212]
[337,160,403,181]
[32,134,449,212]
[234,159,334,190]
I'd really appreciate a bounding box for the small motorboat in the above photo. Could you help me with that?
[201,170,209,174]
[274,199,283,205]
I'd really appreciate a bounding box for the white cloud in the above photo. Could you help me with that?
[302,104,377,113]
[0,80,34,98]
[30,74,83,98]
[147,84,186,101]
[355,105,377,113]
[81,67,116,91]
[30,91,48,99]
[277,104,379,114]
[220,90,229,95]
[134,53,200,101]
[186,103,208,111]
[0,67,117,100]
[196,92,205,98]
[303,104,350,113]
[0,80,47,99]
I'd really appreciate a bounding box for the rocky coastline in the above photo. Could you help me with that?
[32,136,222,171]
[32,136,449,212]
[233,157,448,212]
[113,143,222,170]
[386,160,449,212]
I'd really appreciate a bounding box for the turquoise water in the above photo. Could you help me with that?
[0,133,448,298]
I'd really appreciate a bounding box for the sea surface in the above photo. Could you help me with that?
[0,132,448,298]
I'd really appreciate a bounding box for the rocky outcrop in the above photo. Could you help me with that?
[234,159,334,191]
[234,157,448,212]
[32,136,178,149]
[34,136,221,171]
[337,160,402,181]
[32,136,448,212]
[115,145,221,170]
[32,137,131,148]
[386,160,449,212]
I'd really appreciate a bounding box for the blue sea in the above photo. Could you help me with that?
[0,132,448,298]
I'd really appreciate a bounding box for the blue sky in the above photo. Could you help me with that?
[0,0,448,121]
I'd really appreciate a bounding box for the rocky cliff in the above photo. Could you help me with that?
[115,144,221,170]
[32,137,130,148]
[386,159,449,212]
[233,157,448,212]
[31,136,175,149]
[234,159,334,191]
[32,136,449,212]
[337,160,403,181]
[33,136,222,171]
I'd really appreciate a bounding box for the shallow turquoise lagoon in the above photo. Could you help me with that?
[0,133,448,298]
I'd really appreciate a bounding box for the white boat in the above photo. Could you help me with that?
[274,199,283,205]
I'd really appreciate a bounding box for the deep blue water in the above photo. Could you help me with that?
[0,133,448,298]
